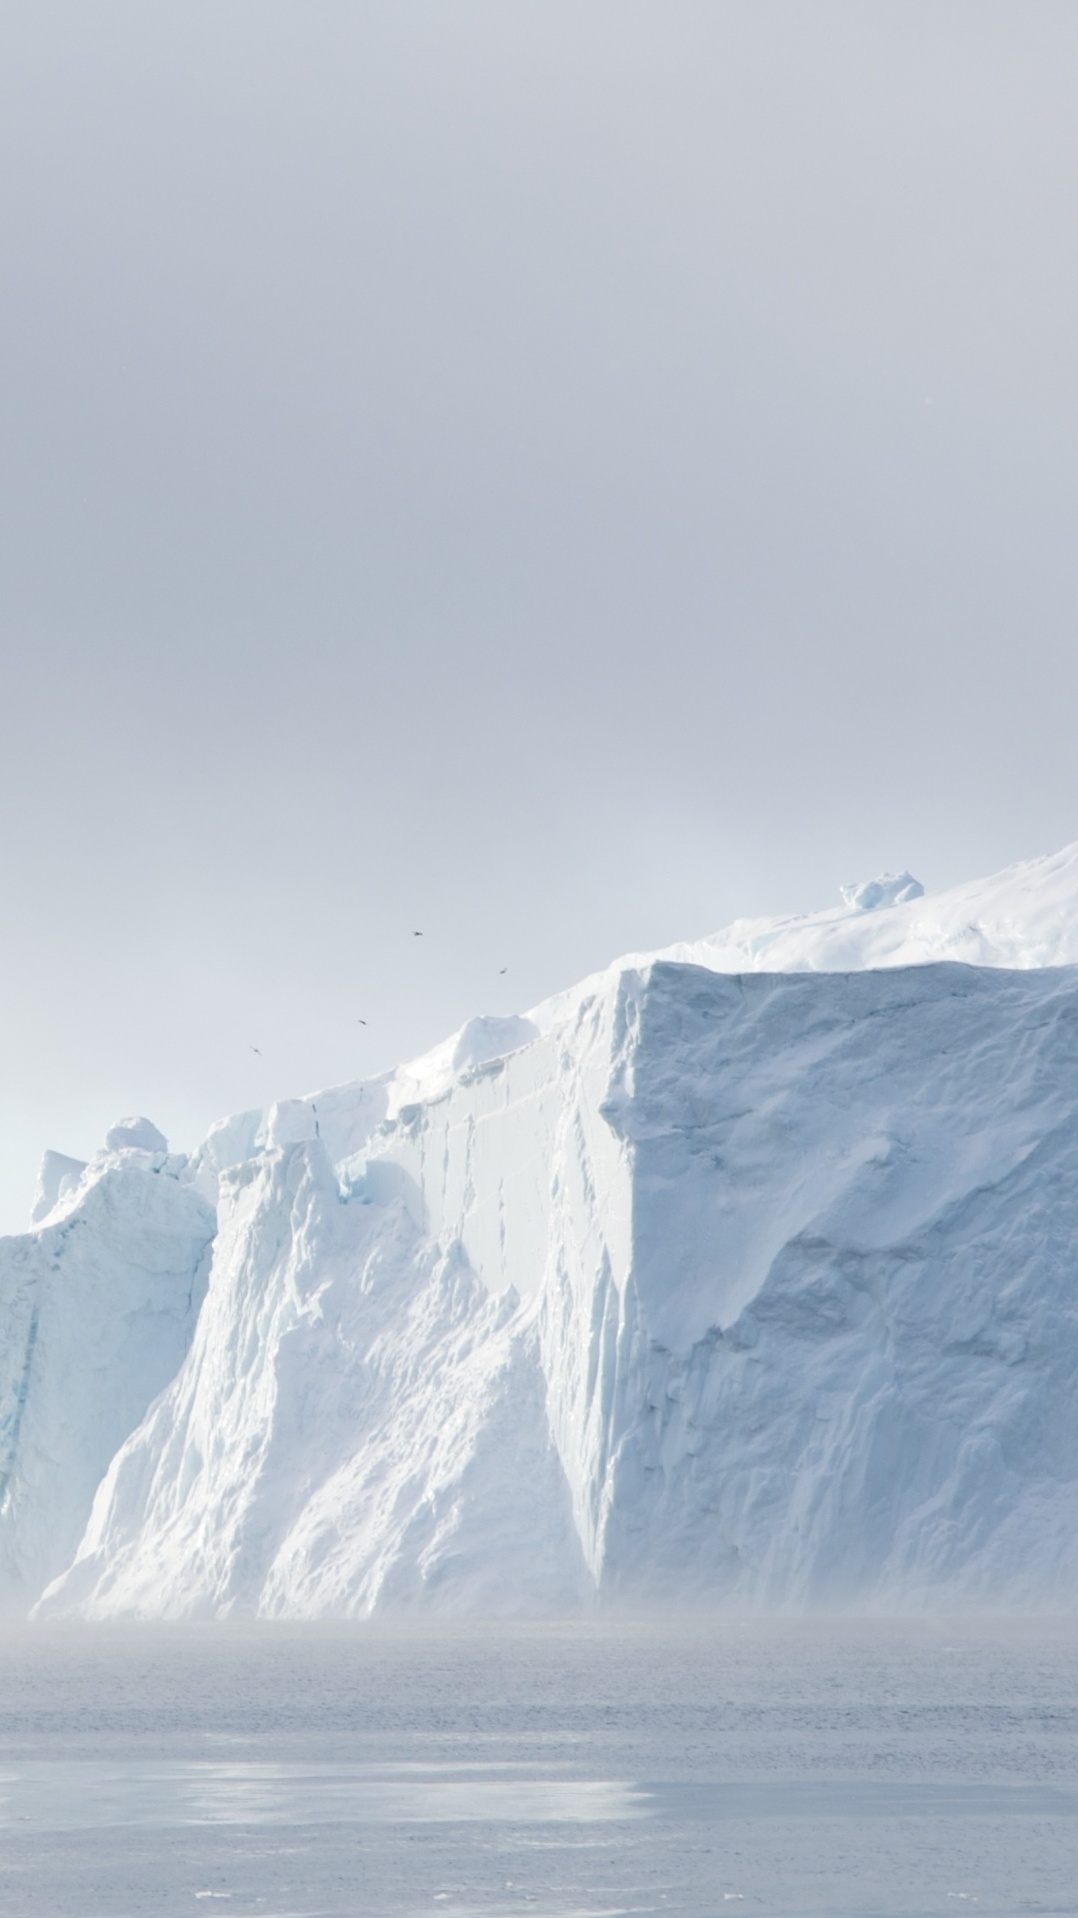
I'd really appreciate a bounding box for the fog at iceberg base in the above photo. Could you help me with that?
[6,841,1078,1620]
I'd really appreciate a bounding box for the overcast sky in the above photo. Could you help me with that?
[2,1,1077,1228]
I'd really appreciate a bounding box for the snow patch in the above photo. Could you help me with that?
[451,1014,540,1073]
[104,1117,169,1154]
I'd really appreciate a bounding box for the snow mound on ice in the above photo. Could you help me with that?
[452,1013,540,1073]
[104,1116,169,1154]
[839,870,924,911]
[381,1014,542,1118]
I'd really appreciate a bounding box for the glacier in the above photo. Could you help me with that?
[10,839,1078,1616]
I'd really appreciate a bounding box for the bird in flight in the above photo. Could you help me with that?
[499,967,508,975]
[357,1018,367,1026]
[413,930,423,937]
[250,1046,262,1056]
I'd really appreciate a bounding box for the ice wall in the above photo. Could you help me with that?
[0,1143,213,1605]
[40,956,1078,1616]
[592,962,1078,1601]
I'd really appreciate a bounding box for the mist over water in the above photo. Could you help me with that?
[1,1616,1076,1916]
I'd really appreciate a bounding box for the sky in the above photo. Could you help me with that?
[2,1,1078,1229]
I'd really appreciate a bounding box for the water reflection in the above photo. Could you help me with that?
[1,1760,1076,1833]
[0,1760,648,1830]
[2,1621,1078,1917]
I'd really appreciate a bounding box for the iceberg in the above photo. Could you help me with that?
[0,1134,214,1607]
[839,870,925,911]
[12,837,1078,1617]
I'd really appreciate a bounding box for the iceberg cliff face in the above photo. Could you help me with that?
[14,840,1078,1616]
[0,1145,213,1607]
[40,955,1078,1616]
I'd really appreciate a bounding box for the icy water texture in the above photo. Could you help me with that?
[0,1619,1075,1917]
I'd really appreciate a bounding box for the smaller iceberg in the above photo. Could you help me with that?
[840,870,924,912]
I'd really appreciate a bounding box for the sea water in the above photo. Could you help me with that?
[0,1616,1075,1916]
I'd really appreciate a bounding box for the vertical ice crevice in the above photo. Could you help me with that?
[0,1301,40,1516]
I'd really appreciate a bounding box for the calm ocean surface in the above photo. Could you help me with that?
[0,1616,1075,1917]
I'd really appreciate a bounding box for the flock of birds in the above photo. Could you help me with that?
[249,931,508,1059]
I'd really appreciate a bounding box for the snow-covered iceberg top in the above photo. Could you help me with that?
[30,838,1078,1234]
[527,839,1078,1036]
